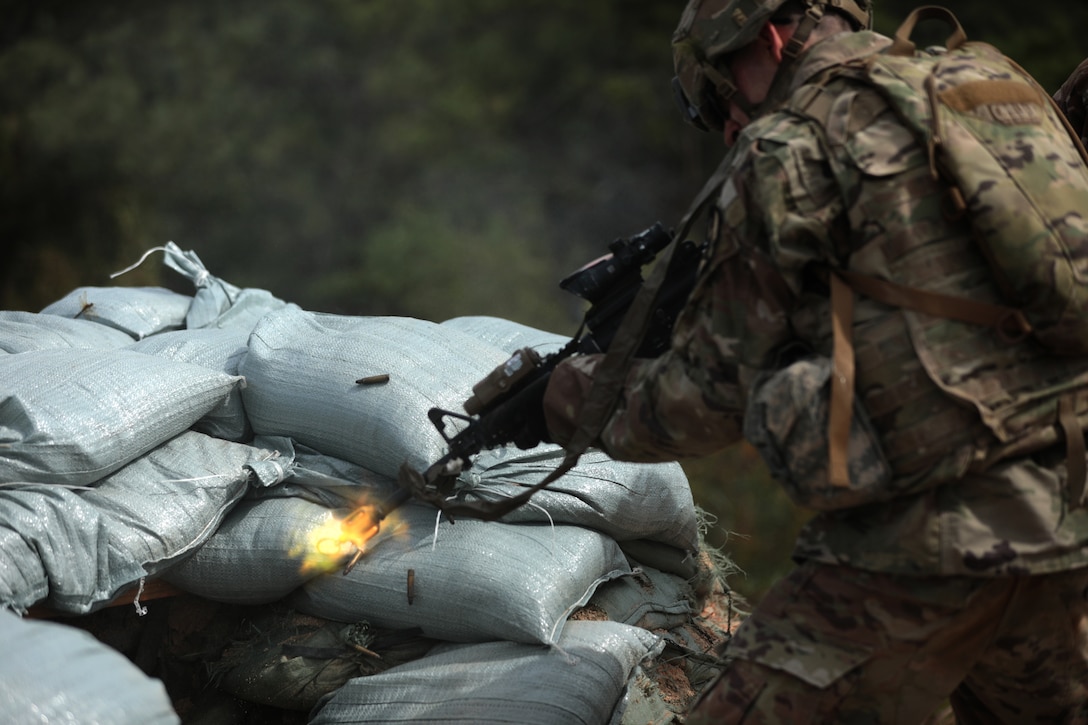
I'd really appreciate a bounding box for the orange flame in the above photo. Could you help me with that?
[291,503,386,575]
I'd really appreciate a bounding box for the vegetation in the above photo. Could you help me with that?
[4,0,1086,602]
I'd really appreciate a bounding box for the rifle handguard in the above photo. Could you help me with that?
[462,347,544,416]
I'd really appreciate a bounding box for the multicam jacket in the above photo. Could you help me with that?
[552,30,1088,577]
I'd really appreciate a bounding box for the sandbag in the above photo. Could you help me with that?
[208,607,437,712]
[163,440,408,605]
[128,327,253,440]
[441,314,569,355]
[585,565,694,632]
[40,285,191,340]
[270,442,401,508]
[0,310,135,352]
[308,620,663,725]
[0,610,179,724]
[0,431,290,614]
[0,348,244,486]
[290,501,632,645]
[240,307,511,479]
[613,666,684,725]
[128,326,249,372]
[163,496,349,605]
[156,241,292,331]
[461,445,700,551]
[260,443,699,550]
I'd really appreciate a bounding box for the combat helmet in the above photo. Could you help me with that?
[672,0,872,131]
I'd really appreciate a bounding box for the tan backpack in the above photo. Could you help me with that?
[825,6,1088,492]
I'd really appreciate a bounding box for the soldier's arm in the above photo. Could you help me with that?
[543,194,794,461]
[544,118,843,463]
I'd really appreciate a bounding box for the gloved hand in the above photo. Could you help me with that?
[479,376,553,450]
[1055,57,1088,147]
[542,354,604,449]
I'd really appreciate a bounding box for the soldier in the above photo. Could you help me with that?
[538,0,1088,721]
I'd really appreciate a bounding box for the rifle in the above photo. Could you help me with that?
[341,223,705,571]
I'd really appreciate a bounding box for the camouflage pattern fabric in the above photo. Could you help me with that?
[743,357,895,511]
[861,35,1088,356]
[685,561,1088,723]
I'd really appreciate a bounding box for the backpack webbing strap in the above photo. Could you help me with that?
[828,273,857,487]
[1059,394,1088,509]
[828,268,1033,487]
[839,270,1033,340]
[887,6,967,57]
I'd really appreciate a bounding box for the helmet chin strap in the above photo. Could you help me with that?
[783,2,825,60]
[701,63,755,119]
[749,2,824,119]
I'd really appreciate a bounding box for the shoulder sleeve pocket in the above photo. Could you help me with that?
[727,614,873,689]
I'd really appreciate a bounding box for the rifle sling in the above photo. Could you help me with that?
[561,156,737,469]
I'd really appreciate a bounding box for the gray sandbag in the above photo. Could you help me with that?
[156,241,292,331]
[0,486,142,614]
[40,285,191,340]
[0,609,179,724]
[163,439,405,605]
[440,314,569,355]
[270,442,400,508]
[585,565,694,632]
[0,431,291,614]
[240,307,511,479]
[162,496,351,605]
[614,666,683,725]
[0,310,135,352]
[0,348,244,486]
[82,431,292,571]
[128,327,252,440]
[208,607,437,712]
[308,620,664,725]
[0,526,48,615]
[290,501,632,645]
[128,326,249,371]
[459,445,701,552]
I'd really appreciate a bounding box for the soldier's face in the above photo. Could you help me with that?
[721,23,789,146]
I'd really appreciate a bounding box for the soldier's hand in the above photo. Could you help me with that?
[482,377,552,450]
[542,355,604,449]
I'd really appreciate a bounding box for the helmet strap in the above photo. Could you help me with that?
[750,1,824,118]
[783,2,825,60]
[702,62,756,119]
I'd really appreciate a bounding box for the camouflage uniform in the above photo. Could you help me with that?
[544,28,1088,723]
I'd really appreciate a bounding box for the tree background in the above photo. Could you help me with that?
[4,0,1086,603]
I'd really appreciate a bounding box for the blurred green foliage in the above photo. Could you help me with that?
[3,0,1085,603]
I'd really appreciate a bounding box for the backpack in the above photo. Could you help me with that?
[848,5,1088,353]
[818,7,1088,494]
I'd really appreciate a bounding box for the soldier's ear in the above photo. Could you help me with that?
[761,21,788,63]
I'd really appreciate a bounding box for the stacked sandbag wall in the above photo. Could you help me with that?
[0,244,735,724]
